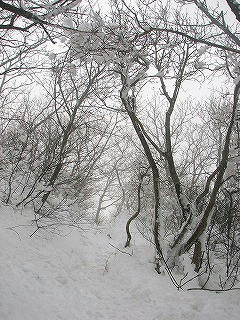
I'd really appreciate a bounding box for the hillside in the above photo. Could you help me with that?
[0,203,239,320]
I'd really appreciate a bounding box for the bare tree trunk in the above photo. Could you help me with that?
[192,241,203,272]
[125,170,147,247]
[120,88,163,268]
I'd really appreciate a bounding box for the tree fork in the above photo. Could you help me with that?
[120,90,163,267]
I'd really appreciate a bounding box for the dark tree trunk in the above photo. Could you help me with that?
[125,173,144,247]
[120,88,163,268]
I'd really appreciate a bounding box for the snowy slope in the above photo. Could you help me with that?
[0,204,240,320]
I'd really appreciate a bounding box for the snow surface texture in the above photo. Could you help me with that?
[0,204,239,320]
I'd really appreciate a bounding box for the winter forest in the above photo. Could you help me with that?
[0,0,240,319]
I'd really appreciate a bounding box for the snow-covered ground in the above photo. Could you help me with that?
[0,203,239,320]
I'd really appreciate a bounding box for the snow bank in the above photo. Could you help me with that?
[0,204,239,320]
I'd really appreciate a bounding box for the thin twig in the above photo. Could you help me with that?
[109,243,133,256]
[187,287,240,292]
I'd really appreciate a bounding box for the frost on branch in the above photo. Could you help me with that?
[61,10,149,67]
[197,45,208,56]
[194,60,205,69]
[45,0,83,19]
[154,71,164,77]
[63,14,116,65]
[48,52,56,61]
[63,17,74,28]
